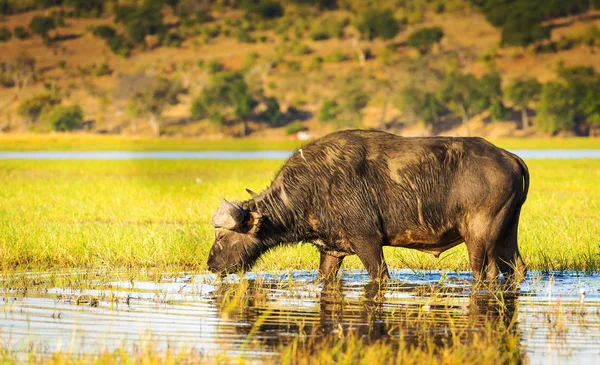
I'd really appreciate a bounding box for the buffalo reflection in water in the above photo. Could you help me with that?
[210,278,521,354]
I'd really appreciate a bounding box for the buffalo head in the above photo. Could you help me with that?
[207,197,263,275]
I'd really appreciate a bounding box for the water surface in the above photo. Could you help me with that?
[0,149,600,160]
[2,270,599,364]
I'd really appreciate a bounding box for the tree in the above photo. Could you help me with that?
[353,9,400,65]
[41,104,84,131]
[240,0,284,19]
[438,73,489,136]
[7,52,36,99]
[398,87,444,133]
[506,77,541,130]
[29,16,56,44]
[407,27,444,54]
[191,71,258,135]
[65,0,104,17]
[115,1,166,47]
[355,9,400,41]
[534,66,600,134]
[535,82,578,134]
[260,96,283,127]
[127,76,186,136]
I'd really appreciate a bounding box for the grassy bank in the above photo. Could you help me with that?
[1,158,598,273]
[0,134,599,151]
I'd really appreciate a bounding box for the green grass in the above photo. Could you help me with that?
[0,134,599,151]
[1,158,598,273]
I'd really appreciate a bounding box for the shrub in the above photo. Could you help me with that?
[489,100,510,121]
[65,0,103,17]
[18,94,61,121]
[324,48,346,62]
[206,59,224,74]
[0,26,12,42]
[161,32,184,47]
[92,25,116,40]
[107,35,133,58]
[261,97,283,126]
[355,8,400,41]
[41,104,84,131]
[286,120,307,135]
[14,26,29,39]
[94,63,111,76]
[407,27,444,54]
[28,15,56,43]
[319,99,338,122]
[241,0,284,19]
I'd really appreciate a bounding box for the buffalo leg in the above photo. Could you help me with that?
[318,252,344,281]
[496,223,527,281]
[354,242,390,282]
[465,242,487,282]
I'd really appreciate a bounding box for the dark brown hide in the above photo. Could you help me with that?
[208,130,529,282]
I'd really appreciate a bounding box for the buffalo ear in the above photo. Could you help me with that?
[246,188,258,198]
[211,198,246,230]
[248,211,263,233]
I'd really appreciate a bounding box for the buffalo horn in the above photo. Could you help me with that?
[211,198,245,229]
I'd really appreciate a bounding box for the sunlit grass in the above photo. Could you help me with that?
[0,133,599,151]
[0,159,598,274]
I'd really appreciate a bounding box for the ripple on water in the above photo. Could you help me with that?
[1,269,600,364]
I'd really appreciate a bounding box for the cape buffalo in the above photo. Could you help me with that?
[208,130,529,282]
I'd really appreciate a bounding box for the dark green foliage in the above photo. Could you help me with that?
[261,97,283,126]
[489,100,510,121]
[356,8,400,40]
[471,0,592,47]
[107,35,133,58]
[406,27,443,54]
[289,0,337,10]
[18,94,61,121]
[535,82,578,133]
[191,72,258,123]
[161,32,184,47]
[94,63,111,77]
[438,73,494,134]
[319,99,338,122]
[398,87,444,127]
[42,104,84,131]
[29,15,56,43]
[480,71,502,101]
[240,0,284,19]
[501,15,550,47]
[285,120,308,135]
[206,59,224,74]
[0,26,11,42]
[14,26,28,39]
[64,0,103,17]
[115,1,166,46]
[506,77,541,129]
[92,25,116,40]
[535,66,600,133]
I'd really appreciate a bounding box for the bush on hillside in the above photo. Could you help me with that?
[0,26,12,41]
[355,8,400,41]
[41,104,84,131]
[407,27,444,54]
[29,15,56,44]
[14,26,28,39]
[240,0,284,19]
[18,94,61,121]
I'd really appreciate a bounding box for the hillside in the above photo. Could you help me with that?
[1,0,600,139]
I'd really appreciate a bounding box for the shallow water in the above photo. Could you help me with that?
[1,149,600,160]
[1,270,600,364]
